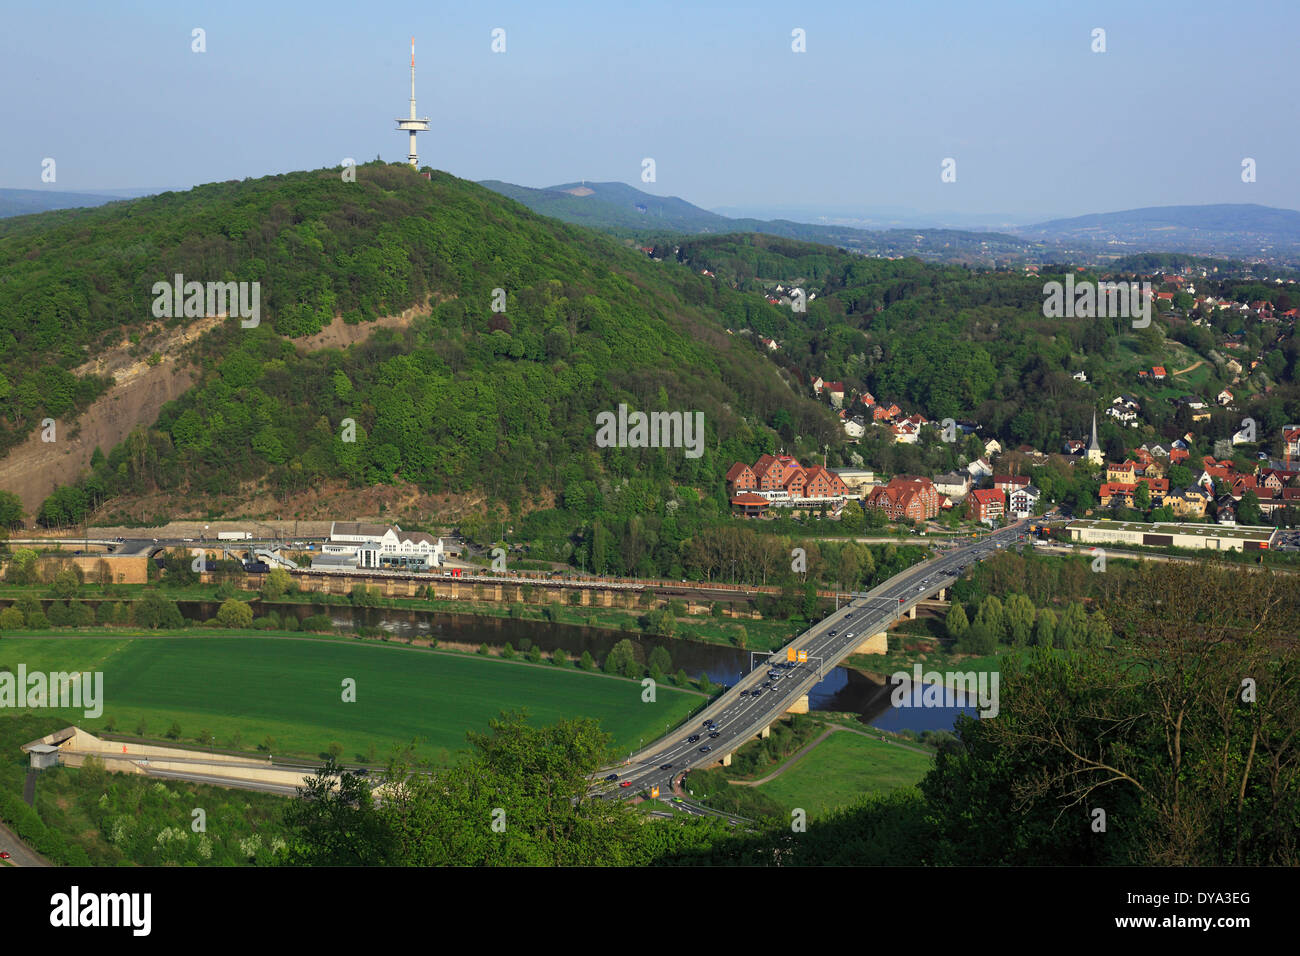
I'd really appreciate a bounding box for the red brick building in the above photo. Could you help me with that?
[967,488,1004,523]
[725,454,853,510]
[725,462,756,496]
[803,465,851,498]
[866,476,940,522]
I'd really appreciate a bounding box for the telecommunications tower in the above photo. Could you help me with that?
[395,37,430,166]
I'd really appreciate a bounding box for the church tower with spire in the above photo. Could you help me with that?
[1086,410,1104,465]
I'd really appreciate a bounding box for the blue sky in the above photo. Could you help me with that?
[2,0,1296,222]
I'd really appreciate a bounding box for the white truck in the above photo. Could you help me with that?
[217,531,252,541]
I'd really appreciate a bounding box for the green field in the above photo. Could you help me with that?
[0,636,700,764]
[755,730,933,818]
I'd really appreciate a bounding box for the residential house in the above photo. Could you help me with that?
[1284,426,1300,459]
[891,421,920,444]
[967,457,994,479]
[967,488,1005,524]
[1098,482,1137,508]
[1166,486,1209,518]
[933,471,972,500]
[1215,496,1237,524]
[1217,388,1234,406]
[1007,484,1042,519]
[993,474,1030,495]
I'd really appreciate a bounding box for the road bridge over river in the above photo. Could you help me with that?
[598,522,1025,799]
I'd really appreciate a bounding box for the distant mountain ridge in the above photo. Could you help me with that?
[479,179,1041,266]
[481,181,1300,269]
[1014,203,1300,265]
[1020,203,1300,236]
[0,188,127,218]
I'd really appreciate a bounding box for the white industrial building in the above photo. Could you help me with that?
[1066,519,1276,553]
[320,521,445,570]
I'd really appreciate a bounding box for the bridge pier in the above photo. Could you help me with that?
[938,587,946,601]
[785,695,809,715]
[720,752,732,768]
[758,725,770,739]
[854,631,888,655]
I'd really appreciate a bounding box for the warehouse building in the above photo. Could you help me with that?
[1066,519,1276,552]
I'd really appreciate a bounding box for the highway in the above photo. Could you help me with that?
[596,521,1026,799]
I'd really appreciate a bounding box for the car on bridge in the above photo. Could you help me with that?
[688,734,701,743]
[660,763,673,770]
[699,745,712,753]
[605,773,618,781]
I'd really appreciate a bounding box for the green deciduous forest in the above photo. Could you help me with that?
[2,164,839,547]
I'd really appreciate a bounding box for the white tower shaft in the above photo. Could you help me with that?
[396,36,431,167]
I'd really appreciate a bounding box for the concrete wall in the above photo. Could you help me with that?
[228,570,646,611]
[67,555,150,584]
[855,631,888,655]
[33,727,317,790]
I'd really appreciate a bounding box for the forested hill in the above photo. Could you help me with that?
[668,233,1300,455]
[0,163,837,527]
